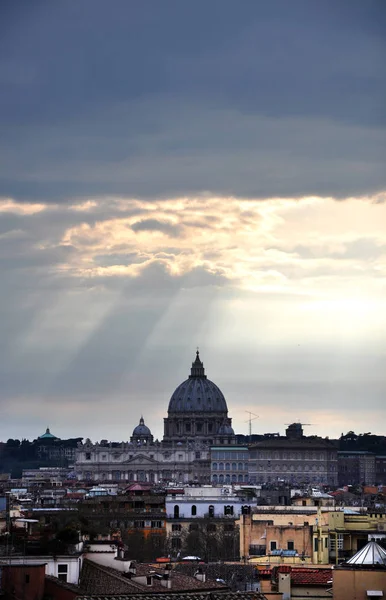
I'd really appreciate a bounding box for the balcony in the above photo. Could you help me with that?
[204,513,237,519]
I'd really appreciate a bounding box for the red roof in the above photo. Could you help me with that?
[290,568,332,585]
[124,483,152,491]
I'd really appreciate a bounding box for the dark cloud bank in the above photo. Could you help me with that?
[0,0,385,201]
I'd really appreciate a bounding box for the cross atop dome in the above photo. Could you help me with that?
[190,349,206,379]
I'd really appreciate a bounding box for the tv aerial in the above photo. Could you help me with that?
[245,411,259,436]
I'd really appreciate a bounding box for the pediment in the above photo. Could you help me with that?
[123,453,159,465]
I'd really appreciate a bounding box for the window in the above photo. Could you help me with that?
[171,537,181,549]
[270,541,277,551]
[189,523,199,531]
[195,451,201,459]
[58,564,68,582]
[191,505,197,516]
[224,505,234,515]
[287,541,294,551]
[85,452,91,460]
[212,462,218,470]
[225,462,230,471]
[208,505,215,517]
[135,520,145,528]
[172,523,181,531]
[178,454,183,461]
[25,574,30,584]
[173,505,179,518]
[151,521,162,528]
[329,534,343,551]
[314,538,319,552]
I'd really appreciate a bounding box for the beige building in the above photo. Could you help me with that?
[239,506,336,564]
[239,505,386,568]
[332,540,386,599]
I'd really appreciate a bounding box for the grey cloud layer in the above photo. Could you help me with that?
[0,0,385,200]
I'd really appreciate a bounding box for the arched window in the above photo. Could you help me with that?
[244,474,248,482]
[212,474,218,484]
[212,462,218,470]
[238,474,243,482]
[191,505,197,516]
[225,474,230,483]
[231,474,237,483]
[219,474,224,483]
[225,462,230,471]
[238,462,243,470]
[232,462,237,471]
[208,505,215,517]
[174,505,179,518]
[219,462,224,471]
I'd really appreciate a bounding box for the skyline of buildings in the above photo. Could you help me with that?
[1,348,385,444]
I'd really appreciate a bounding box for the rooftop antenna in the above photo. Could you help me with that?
[245,411,259,436]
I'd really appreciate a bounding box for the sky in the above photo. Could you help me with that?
[0,0,385,443]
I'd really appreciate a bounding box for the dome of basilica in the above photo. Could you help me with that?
[167,351,228,414]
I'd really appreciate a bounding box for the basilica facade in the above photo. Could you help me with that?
[75,352,236,484]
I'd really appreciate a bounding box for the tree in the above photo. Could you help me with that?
[166,519,239,562]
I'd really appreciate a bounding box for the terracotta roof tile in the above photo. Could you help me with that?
[76,593,267,600]
[290,568,332,585]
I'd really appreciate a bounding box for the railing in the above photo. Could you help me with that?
[204,513,238,519]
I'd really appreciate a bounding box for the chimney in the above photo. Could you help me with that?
[277,565,291,600]
[161,573,172,589]
[194,568,206,583]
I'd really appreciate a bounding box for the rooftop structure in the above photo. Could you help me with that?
[346,539,386,566]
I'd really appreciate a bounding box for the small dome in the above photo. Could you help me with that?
[168,351,228,414]
[218,423,235,435]
[38,427,59,440]
[132,416,152,438]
